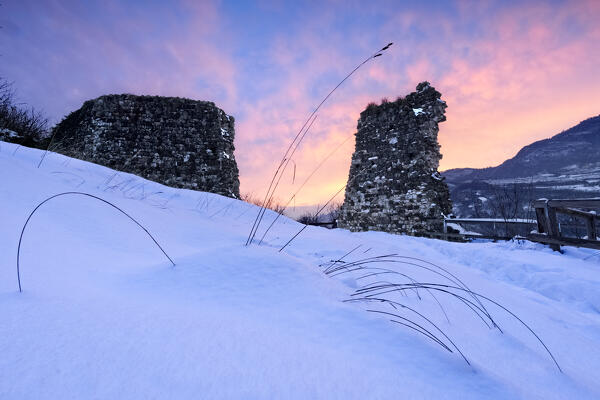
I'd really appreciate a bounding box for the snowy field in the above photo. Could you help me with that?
[1,141,600,399]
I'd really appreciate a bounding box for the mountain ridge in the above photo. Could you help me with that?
[442,114,600,217]
[443,115,600,182]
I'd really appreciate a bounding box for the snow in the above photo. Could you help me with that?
[447,223,481,236]
[537,184,600,192]
[418,83,431,92]
[447,217,536,224]
[0,128,19,138]
[2,141,600,399]
[446,222,482,235]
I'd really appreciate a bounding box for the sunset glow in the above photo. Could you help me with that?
[2,0,599,205]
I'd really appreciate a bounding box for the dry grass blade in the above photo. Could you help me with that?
[367,309,453,353]
[354,282,561,372]
[257,134,353,245]
[325,249,559,369]
[329,254,495,325]
[246,42,393,246]
[16,191,175,292]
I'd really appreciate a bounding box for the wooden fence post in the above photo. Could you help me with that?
[537,201,561,252]
[585,215,597,240]
[529,198,600,251]
[535,205,547,234]
[443,218,448,241]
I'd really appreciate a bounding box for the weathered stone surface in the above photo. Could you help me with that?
[52,94,240,198]
[338,82,451,235]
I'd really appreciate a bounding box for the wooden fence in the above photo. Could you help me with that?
[441,198,600,251]
[528,199,600,251]
[306,199,600,252]
[443,217,536,240]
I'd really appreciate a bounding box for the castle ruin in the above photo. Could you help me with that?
[338,82,451,235]
[52,94,240,198]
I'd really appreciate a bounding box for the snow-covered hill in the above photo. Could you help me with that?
[2,141,600,399]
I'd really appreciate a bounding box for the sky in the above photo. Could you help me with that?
[1,0,599,206]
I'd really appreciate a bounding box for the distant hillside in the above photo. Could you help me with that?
[443,115,600,217]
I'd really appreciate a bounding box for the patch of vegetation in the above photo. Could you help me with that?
[0,78,50,149]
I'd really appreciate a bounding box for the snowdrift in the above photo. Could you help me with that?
[1,141,600,399]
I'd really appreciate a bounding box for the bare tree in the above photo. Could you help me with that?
[488,183,533,237]
[297,211,320,225]
[325,201,342,220]
[469,189,485,218]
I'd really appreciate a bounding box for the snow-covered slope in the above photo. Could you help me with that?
[2,142,600,399]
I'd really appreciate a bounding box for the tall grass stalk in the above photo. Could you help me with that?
[16,191,175,292]
[257,134,353,244]
[246,42,393,246]
[353,281,562,372]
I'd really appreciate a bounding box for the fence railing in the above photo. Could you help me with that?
[305,220,337,229]
[442,217,536,241]
[528,199,600,251]
[441,199,600,251]
[305,199,600,252]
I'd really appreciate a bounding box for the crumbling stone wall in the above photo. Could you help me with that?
[52,94,240,198]
[338,82,451,235]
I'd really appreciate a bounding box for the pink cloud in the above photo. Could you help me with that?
[434,2,600,169]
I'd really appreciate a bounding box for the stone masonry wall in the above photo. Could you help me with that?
[52,94,240,198]
[338,82,451,235]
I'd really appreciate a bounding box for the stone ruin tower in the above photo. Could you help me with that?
[338,82,451,235]
[52,94,240,198]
